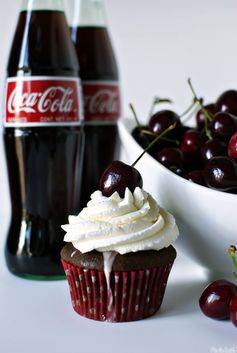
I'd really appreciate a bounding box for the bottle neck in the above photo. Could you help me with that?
[66,0,107,28]
[21,0,64,11]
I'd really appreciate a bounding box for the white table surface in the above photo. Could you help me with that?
[0,208,236,353]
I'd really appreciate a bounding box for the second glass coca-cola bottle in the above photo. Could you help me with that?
[66,0,121,209]
[3,0,84,279]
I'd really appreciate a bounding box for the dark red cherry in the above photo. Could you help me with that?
[200,138,227,165]
[204,156,237,192]
[186,170,206,186]
[149,110,182,139]
[99,161,143,198]
[215,89,237,115]
[228,132,237,162]
[210,112,237,142]
[196,103,216,131]
[156,147,185,175]
[230,293,237,327]
[199,280,237,320]
[180,129,205,156]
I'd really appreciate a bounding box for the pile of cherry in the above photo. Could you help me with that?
[199,246,237,327]
[131,88,237,193]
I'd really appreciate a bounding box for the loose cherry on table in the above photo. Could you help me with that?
[230,294,237,327]
[199,246,237,327]
[199,280,237,320]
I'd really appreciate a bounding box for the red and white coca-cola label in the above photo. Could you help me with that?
[4,77,83,126]
[82,81,121,122]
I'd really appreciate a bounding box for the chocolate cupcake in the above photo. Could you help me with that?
[61,187,178,322]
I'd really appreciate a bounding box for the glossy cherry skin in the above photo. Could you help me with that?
[180,129,205,155]
[99,161,143,198]
[200,138,227,165]
[230,293,237,327]
[196,103,216,131]
[228,132,237,162]
[180,129,205,171]
[199,280,237,320]
[215,89,237,116]
[204,156,237,191]
[149,110,182,139]
[210,112,237,142]
[156,147,185,175]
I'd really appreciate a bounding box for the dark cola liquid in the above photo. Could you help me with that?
[4,10,84,279]
[71,26,120,208]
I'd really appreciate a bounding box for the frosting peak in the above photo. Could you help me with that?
[62,187,179,254]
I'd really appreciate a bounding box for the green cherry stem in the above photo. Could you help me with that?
[228,245,237,279]
[129,103,142,129]
[149,96,173,118]
[180,98,199,118]
[141,129,179,146]
[131,123,177,167]
[187,78,213,140]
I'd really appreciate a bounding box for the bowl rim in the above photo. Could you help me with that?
[118,117,237,200]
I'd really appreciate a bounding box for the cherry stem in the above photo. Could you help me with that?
[187,78,213,140]
[131,123,176,167]
[129,103,142,129]
[180,98,203,124]
[228,245,237,279]
[149,96,173,118]
[180,98,198,118]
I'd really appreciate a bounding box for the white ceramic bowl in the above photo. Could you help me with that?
[118,118,237,278]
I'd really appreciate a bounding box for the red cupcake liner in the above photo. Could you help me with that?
[61,259,174,322]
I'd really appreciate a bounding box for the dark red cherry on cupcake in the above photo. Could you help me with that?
[199,280,237,320]
[100,161,143,198]
[215,89,237,116]
[100,123,177,197]
[228,132,237,162]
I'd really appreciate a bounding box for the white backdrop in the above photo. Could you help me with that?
[1,0,237,220]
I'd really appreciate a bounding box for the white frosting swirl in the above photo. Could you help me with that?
[62,187,179,254]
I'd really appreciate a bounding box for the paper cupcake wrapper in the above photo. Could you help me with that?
[61,259,174,322]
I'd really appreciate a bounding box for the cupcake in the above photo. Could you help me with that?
[61,166,179,322]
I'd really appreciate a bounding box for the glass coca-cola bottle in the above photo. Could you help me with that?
[3,0,84,279]
[65,0,121,209]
